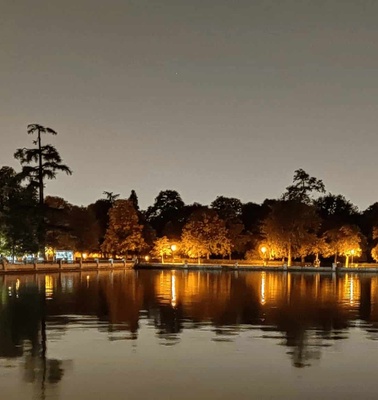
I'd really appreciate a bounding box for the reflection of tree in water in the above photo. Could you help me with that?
[270,275,350,368]
[0,282,69,399]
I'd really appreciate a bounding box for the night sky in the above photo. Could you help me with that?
[1,0,378,210]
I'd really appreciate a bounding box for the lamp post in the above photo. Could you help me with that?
[171,244,177,263]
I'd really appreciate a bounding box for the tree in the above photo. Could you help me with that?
[45,196,73,251]
[101,200,145,257]
[146,190,185,237]
[181,208,231,261]
[14,124,72,206]
[69,206,100,255]
[88,198,113,250]
[103,191,120,205]
[151,236,172,263]
[0,167,39,257]
[14,124,72,256]
[315,193,359,232]
[211,196,242,221]
[128,190,139,211]
[262,200,320,266]
[282,169,325,204]
[211,196,246,258]
[323,225,364,266]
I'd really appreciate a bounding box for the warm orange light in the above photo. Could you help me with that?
[260,246,267,254]
[171,244,177,252]
[82,253,87,259]
[145,255,150,262]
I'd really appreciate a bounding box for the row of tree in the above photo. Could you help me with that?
[2,124,378,265]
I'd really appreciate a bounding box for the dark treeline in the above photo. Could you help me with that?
[2,124,378,266]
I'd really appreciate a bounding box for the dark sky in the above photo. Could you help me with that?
[1,0,378,210]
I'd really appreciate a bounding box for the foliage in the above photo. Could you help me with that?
[14,124,72,256]
[315,193,359,232]
[103,191,120,204]
[282,169,325,204]
[14,124,72,204]
[45,196,73,250]
[181,209,231,260]
[323,225,364,264]
[69,206,100,254]
[146,190,185,237]
[128,190,139,211]
[262,200,320,265]
[211,196,242,220]
[0,167,39,256]
[151,236,172,263]
[101,199,145,256]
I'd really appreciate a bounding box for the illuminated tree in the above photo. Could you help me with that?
[262,200,320,266]
[282,169,325,204]
[323,225,364,266]
[151,236,172,263]
[101,199,145,257]
[181,209,231,261]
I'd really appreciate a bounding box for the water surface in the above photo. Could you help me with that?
[0,270,377,400]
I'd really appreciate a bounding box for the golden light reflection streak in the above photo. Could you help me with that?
[171,274,177,308]
[45,275,53,300]
[350,275,355,305]
[261,272,266,305]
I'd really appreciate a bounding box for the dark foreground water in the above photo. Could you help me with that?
[0,270,378,400]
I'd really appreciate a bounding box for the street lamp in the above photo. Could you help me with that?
[171,244,177,263]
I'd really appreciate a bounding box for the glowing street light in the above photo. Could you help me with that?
[171,244,177,263]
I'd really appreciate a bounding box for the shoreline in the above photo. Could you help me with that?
[0,262,377,275]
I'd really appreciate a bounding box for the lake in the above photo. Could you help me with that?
[0,270,378,400]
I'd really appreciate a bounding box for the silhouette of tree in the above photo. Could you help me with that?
[102,191,120,205]
[282,169,325,204]
[128,190,139,211]
[14,124,72,257]
[146,190,185,237]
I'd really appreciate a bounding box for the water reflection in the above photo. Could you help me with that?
[1,271,378,372]
[0,277,70,399]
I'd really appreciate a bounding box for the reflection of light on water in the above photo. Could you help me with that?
[45,275,53,300]
[343,274,359,306]
[171,275,177,308]
[86,275,90,288]
[260,272,266,305]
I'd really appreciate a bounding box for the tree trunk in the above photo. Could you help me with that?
[37,128,46,260]
[288,245,292,267]
[345,255,349,268]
